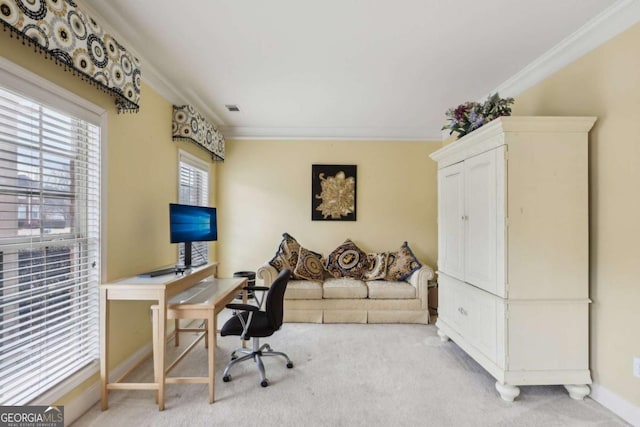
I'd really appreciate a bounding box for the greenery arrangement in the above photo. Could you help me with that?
[442,93,515,137]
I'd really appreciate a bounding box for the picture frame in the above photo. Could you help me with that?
[311,164,357,221]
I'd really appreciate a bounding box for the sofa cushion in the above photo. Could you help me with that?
[293,246,325,281]
[323,277,368,299]
[363,252,388,281]
[268,232,301,272]
[325,239,370,279]
[385,241,422,281]
[284,279,323,300]
[367,280,416,299]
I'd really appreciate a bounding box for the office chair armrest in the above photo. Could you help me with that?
[244,286,270,309]
[224,305,258,341]
[244,286,269,292]
[226,303,259,312]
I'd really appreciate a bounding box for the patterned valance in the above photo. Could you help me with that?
[172,105,225,161]
[0,0,141,113]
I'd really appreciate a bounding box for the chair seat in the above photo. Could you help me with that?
[220,311,275,338]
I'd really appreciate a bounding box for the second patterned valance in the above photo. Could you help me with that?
[172,105,225,161]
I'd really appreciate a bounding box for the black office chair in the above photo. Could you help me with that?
[221,269,293,387]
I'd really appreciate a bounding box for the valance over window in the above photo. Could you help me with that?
[172,105,225,161]
[0,0,141,112]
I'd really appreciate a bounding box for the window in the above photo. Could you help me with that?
[178,151,210,267]
[0,63,102,405]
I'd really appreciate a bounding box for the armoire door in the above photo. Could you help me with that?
[464,148,500,294]
[437,162,465,280]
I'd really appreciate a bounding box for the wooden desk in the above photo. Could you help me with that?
[99,263,217,411]
[152,277,248,408]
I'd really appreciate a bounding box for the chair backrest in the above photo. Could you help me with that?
[265,269,291,330]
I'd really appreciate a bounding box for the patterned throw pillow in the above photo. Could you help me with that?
[293,246,325,281]
[324,239,370,279]
[385,241,422,281]
[363,252,388,281]
[268,233,301,272]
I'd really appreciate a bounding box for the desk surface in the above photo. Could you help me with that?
[102,263,217,289]
[100,263,219,301]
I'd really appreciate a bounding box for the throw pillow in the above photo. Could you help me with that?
[324,239,370,279]
[293,246,325,281]
[385,241,422,281]
[363,252,388,281]
[268,232,301,272]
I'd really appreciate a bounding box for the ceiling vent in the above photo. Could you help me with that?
[225,104,240,112]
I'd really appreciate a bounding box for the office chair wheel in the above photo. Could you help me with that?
[223,375,232,382]
[261,380,269,387]
[287,362,294,368]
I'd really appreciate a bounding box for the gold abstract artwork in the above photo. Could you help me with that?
[312,165,357,221]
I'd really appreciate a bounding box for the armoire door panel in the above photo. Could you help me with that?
[438,163,465,280]
[464,149,498,294]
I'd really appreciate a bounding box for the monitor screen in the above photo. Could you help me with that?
[169,203,217,243]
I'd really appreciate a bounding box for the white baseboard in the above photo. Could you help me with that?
[589,382,640,426]
[64,342,154,426]
[63,379,101,427]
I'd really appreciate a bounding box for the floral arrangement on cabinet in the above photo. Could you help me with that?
[442,93,514,137]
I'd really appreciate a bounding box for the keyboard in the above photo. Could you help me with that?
[138,267,178,277]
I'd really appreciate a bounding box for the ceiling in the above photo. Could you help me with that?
[81,0,625,140]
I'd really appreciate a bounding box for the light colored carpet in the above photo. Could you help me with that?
[73,320,628,427]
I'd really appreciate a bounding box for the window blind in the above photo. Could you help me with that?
[178,151,209,267]
[0,86,100,405]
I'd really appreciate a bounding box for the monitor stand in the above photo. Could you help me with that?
[184,241,192,269]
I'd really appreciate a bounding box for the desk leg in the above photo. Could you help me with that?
[242,287,248,349]
[151,306,160,404]
[208,311,216,403]
[157,294,167,411]
[99,289,109,410]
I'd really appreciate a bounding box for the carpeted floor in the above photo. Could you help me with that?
[73,320,629,427]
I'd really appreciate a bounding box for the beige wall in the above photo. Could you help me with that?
[217,139,439,278]
[511,24,640,406]
[0,31,217,403]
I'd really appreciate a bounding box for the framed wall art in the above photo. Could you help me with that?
[311,164,357,221]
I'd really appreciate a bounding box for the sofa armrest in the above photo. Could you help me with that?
[406,265,435,310]
[407,264,434,286]
[257,264,278,286]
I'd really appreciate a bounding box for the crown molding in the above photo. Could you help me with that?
[491,0,640,99]
[219,125,440,141]
[76,0,226,127]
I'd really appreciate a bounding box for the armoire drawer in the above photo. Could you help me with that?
[439,274,502,365]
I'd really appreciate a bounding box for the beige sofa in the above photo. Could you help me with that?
[257,263,435,324]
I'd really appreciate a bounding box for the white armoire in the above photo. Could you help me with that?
[430,116,596,401]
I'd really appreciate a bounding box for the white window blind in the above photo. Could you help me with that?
[178,151,209,267]
[0,85,100,405]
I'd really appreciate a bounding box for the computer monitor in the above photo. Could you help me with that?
[169,203,217,268]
